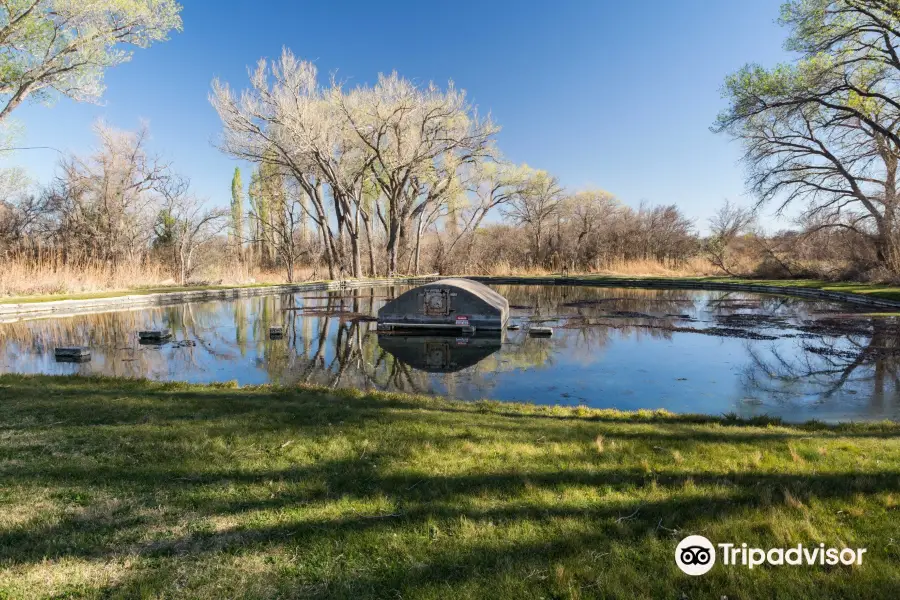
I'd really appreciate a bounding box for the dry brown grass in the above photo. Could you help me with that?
[1,251,716,298]
[0,254,313,298]
[0,257,166,297]
[475,257,715,278]
[591,257,715,277]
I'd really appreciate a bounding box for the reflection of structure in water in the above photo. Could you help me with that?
[377,334,502,373]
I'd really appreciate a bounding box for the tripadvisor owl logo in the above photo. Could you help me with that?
[675,535,868,575]
[675,535,716,575]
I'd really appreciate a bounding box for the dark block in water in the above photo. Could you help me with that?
[138,329,172,341]
[377,278,508,332]
[378,333,501,373]
[529,326,553,337]
[269,326,284,339]
[55,347,91,362]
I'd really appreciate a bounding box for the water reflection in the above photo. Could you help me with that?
[377,334,502,373]
[1,285,899,422]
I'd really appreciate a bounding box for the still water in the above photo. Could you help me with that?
[1,284,899,422]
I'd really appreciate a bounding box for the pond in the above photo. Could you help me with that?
[1,284,899,422]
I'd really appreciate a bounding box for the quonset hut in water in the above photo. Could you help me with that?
[377,278,508,333]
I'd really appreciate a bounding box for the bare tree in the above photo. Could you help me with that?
[705,200,756,275]
[501,170,564,267]
[0,168,38,250]
[43,121,170,265]
[432,161,536,272]
[210,52,345,278]
[714,0,900,273]
[159,178,229,285]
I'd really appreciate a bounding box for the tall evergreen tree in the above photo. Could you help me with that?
[230,167,245,262]
[248,168,271,268]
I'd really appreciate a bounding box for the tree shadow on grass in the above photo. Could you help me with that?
[26,478,900,599]
[6,374,900,440]
[2,374,900,598]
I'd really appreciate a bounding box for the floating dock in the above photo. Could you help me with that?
[138,329,172,342]
[55,347,91,362]
[377,278,508,333]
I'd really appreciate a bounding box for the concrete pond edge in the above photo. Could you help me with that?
[0,277,441,323]
[1,275,898,323]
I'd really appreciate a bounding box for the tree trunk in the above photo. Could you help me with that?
[285,251,294,283]
[350,208,362,278]
[413,213,424,276]
[362,212,377,277]
[350,235,362,279]
[319,220,335,280]
[386,219,400,276]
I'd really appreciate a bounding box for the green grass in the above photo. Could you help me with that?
[1,375,899,598]
[560,274,900,303]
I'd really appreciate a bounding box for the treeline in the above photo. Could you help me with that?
[0,107,879,288]
[10,0,900,290]
[207,49,699,280]
[0,123,228,285]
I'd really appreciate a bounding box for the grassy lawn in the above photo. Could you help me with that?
[557,274,900,304]
[0,376,899,598]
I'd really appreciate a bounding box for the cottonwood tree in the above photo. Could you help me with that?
[337,71,498,275]
[0,0,182,125]
[500,170,564,267]
[211,53,345,279]
[211,50,497,277]
[715,0,900,273]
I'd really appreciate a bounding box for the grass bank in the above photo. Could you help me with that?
[531,274,900,304]
[0,375,898,599]
[664,276,900,303]
[5,273,900,307]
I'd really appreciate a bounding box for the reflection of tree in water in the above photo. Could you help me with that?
[741,319,900,408]
[7,285,897,413]
[500,284,696,316]
[0,286,734,389]
[704,291,852,323]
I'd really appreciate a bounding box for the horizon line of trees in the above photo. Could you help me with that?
[5,0,900,286]
[0,110,886,286]
[209,49,701,281]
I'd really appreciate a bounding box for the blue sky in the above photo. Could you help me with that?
[4,0,792,231]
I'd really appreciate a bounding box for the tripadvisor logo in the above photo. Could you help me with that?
[675,536,867,576]
[676,536,716,575]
